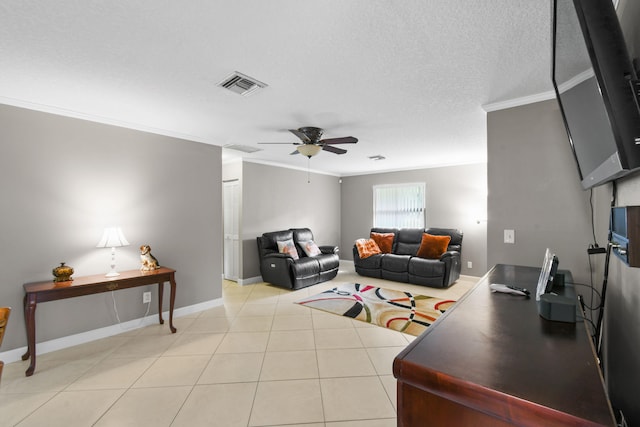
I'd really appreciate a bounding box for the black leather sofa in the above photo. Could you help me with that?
[353,227,463,288]
[257,228,339,290]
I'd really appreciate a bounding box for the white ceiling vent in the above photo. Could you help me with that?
[224,144,263,153]
[218,71,268,96]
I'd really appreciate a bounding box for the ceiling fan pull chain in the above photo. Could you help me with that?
[307,157,311,183]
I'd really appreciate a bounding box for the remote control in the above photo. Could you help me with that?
[490,283,530,296]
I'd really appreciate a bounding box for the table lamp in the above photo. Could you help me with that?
[96,227,129,277]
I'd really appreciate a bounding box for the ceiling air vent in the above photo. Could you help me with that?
[224,144,262,154]
[218,71,268,96]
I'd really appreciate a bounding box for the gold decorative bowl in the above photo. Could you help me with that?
[52,262,74,282]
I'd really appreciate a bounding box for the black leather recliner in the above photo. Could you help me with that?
[353,227,463,288]
[257,228,339,290]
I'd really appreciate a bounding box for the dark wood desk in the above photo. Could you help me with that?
[22,267,177,376]
[393,264,615,427]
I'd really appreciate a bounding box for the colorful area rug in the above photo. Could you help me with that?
[295,283,456,336]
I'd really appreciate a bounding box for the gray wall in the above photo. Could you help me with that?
[487,98,640,425]
[239,161,341,279]
[600,177,640,425]
[487,99,593,284]
[340,164,488,276]
[0,104,222,351]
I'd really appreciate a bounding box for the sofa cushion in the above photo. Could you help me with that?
[395,228,424,255]
[409,257,445,277]
[261,230,294,251]
[277,239,299,260]
[354,251,382,269]
[355,238,381,259]
[292,228,314,243]
[291,257,320,278]
[299,240,322,257]
[316,253,339,271]
[370,232,394,253]
[381,254,411,272]
[417,233,451,259]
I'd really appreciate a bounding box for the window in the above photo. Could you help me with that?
[373,183,425,228]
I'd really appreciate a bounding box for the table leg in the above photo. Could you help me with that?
[22,294,37,376]
[158,281,165,325]
[21,295,30,361]
[169,274,177,333]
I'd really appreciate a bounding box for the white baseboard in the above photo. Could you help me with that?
[0,297,224,365]
[237,276,263,286]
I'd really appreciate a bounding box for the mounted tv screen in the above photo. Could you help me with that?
[552,0,640,189]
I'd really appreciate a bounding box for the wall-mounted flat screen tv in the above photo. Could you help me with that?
[552,0,640,190]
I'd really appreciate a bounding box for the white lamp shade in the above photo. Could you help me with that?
[96,227,130,248]
[297,144,322,157]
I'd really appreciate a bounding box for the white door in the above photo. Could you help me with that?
[223,180,240,281]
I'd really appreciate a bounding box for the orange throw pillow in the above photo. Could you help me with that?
[417,233,451,259]
[370,232,394,254]
[355,238,382,259]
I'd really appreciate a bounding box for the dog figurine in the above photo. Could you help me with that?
[140,245,160,271]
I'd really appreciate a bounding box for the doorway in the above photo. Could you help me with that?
[223,180,240,281]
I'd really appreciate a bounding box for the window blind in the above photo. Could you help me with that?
[373,183,425,228]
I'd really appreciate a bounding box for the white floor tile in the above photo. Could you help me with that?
[198,352,264,384]
[249,379,324,426]
[267,330,315,351]
[172,383,257,427]
[320,376,396,421]
[260,350,318,380]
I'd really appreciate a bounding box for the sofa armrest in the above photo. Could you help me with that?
[439,250,461,287]
[263,252,295,266]
[259,253,296,288]
[352,245,361,261]
[439,250,460,262]
[319,245,339,255]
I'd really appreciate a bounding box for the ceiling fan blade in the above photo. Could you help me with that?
[258,142,302,145]
[290,150,300,155]
[289,129,311,143]
[320,136,358,145]
[322,145,347,155]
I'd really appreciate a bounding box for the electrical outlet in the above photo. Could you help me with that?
[504,229,515,244]
[467,261,472,269]
[143,291,151,303]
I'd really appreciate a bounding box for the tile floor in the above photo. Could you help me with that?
[0,264,476,426]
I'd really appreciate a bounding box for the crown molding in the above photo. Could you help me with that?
[482,90,556,112]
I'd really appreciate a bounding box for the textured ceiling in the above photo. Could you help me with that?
[0,0,554,176]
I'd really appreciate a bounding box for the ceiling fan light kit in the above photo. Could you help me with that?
[297,144,322,158]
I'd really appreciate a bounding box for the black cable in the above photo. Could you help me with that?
[588,252,597,323]
[589,188,599,246]
[571,281,602,339]
[594,181,617,356]
[569,282,602,308]
[576,314,598,333]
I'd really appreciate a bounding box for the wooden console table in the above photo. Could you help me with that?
[393,264,615,427]
[22,267,177,376]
